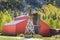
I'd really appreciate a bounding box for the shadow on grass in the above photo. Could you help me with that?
[0,33,17,37]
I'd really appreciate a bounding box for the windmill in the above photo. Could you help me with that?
[25,7,40,34]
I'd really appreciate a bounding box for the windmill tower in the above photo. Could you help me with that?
[25,7,35,34]
[25,7,40,34]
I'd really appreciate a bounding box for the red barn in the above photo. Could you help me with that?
[2,19,28,35]
[2,15,50,36]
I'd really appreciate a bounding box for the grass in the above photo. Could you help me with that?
[0,37,17,40]
[0,36,24,40]
[42,35,60,40]
[0,33,60,40]
[0,36,60,40]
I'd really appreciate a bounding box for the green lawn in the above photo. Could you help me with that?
[0,37,17,40]
[0,36,24,40]
[0,35,60,40]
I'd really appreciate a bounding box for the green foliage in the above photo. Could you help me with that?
[37,4,60,29]
[0,11,13,32]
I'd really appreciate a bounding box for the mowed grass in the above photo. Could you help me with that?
[0,37,17,40]
[0,36,24,40]
[0,36,60,40]
[0,35,60,40]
